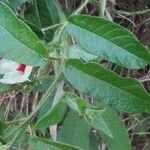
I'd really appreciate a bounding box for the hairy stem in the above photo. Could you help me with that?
[99,0,107,17]
[73,0,91,15]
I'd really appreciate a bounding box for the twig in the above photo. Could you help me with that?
[139,75,150,83]
[73,0,91,15]
[113,9,150,16]
[99,0,107,16]
[42,23,63,32]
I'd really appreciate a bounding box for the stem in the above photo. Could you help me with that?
[42,23,63,32]
[50,80,64,140]
[73,0,91,15]
[113,9,150,16]
[6,118,26,125]
[99,0,107,17]
[52,80,64,107]
[55,0,66,22]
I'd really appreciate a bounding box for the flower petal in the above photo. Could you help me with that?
[0,58,18,74]
[0,58,33,84]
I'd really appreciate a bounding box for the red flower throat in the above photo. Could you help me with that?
[17,64,26,73]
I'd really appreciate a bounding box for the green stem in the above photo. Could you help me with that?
[99,0,107,17]
[42,23,63,32]
[73,0,91,15]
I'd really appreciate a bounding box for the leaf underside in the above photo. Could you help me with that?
[64,59,150,113]
[66,15,150,69]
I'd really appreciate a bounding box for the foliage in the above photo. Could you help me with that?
[0,0,150,149]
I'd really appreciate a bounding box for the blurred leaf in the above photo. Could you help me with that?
[0,83,11,94]
[64,92,88,114]
[66,15,150,69]
[29,136,84,150]
[37,92,54,136]
[0,144,10,150]
[9,0,27,8]
[89,132,99,150]
[85,107,131,150]
[37,96,53,120]
[35,77,53,92]
[33,96,66,130]
[63,59,150,113]
[0,2,48,66]
[24,0,59,28]
[0,108,5,121]
[0,121,7,135]
[24,0,60,41]
[58,111,92,149]
[14,132,29,148]
[29,137,56,150]
[0,0,15,9]
[19,16,45,39]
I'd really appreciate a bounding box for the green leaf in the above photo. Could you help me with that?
[89,132,99,150]
[63,93,130,150]
[35,77,53,92]
[63,59,150,113]
[85,108,113,138]
[9,0,27,8]
[29,137,56,150]
[33,97,66,130]
[69,45,98,61]
[29,136,84,150]
[64,93,112,139]
[58,111,92,149]
[24,0,59,28]
[0,0,15,9]
[0,2,48,66]
[14,132,29,148]
[66,15,150,69]
[42,0,60,24]
[24,0,60,41]
[0,83,11,94]
[64,92,88,114]
[19,17,45,39]
[0,120,7,135]
[85,107,131,150]
[0,107,5,121]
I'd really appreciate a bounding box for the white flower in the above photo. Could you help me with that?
[0,58,32,84]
